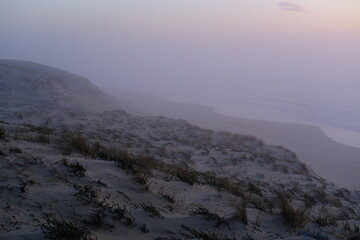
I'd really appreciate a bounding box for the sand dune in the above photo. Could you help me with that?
[1,62,359,239]
[114,90,360,190]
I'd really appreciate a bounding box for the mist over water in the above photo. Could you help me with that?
[155,82,360,133]
[2,4,360,239]
[1,0,359,145]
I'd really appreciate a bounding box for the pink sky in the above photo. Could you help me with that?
[0,0,359,92]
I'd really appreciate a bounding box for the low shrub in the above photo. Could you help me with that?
[111,149,137,172]
[203,175,246,199]
[233,201,248,225]
[62,158,87,177]
[0,127,5,139]
[139,202,163,218]
[23,124,53,135]
[165,166,199,185]
[41,217,94,240]
[155,237,183,240]
[340,222,360,240]
[311,208,337,226]
[70,135,92,156]
[87,207,106,227]
[162,194,176,204]
[247,195,274,213]
[34,133,50,144]
[313,188,329,204]
[298,230,330,240]
[13,132,50,144]
[181,225,236,240]
[110,204,135,226]
[190,206,226,226]
[280,199,308,228]
[9,147,22,153]
[73,184,97,204]
[302,192,317,208]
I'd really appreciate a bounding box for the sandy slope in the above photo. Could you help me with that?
[1,61,359,239]
[2,110,358,240]
[113,90,360,190]
[0,60,122,112]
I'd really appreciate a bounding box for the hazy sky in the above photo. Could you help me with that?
[1,0,359,97]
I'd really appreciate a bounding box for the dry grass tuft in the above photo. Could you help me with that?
[41,217,95,240]
[280,199,308,228]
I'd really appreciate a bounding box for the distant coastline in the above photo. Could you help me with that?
[112,89,360,189]
[213,106,360,150]
[154,91,360,149]
[156,92,360,150]
[318,125,360,149]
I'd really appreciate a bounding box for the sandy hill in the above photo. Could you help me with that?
[109,90,360,190]
[0,60,122,112]
[0,60,359,240]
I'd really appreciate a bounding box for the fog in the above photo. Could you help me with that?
[1,0,360,133]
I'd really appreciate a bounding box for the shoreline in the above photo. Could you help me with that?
[317,125,360,150]
[112,89,360,189]
[158,94,360,151]
[216,108,360,150]
[150,91,360,149]
[207,101,360,151]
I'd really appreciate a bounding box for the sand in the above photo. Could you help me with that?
[2,61,359,239]
[319,125,360,149]
[114,90,360,190]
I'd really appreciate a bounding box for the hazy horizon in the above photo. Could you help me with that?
[1,0,359,133]
[2,2,360,237]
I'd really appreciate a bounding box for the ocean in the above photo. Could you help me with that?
[157,83,360,149]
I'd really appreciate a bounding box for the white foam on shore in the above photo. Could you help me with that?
[213,103,360,150]
[156,93,360,150]
[318,125,360,149]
